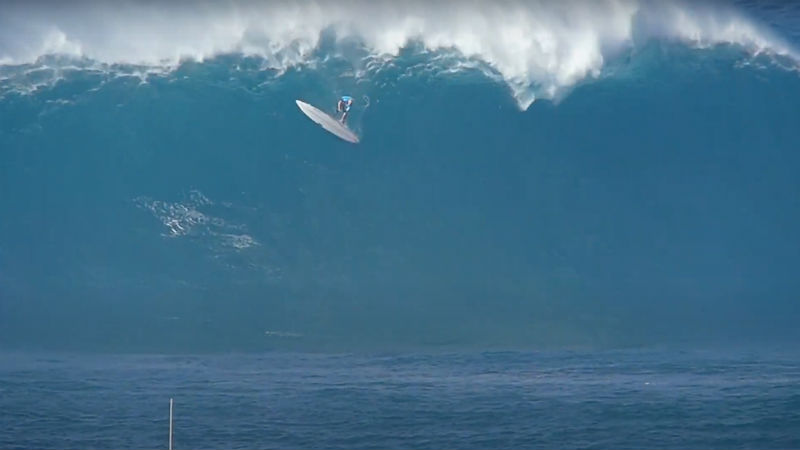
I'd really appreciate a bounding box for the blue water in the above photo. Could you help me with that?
[2,0,800,448]
[2,349,800,449]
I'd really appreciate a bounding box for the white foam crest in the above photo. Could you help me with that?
[1,0,796,109]
[636,2,797,57]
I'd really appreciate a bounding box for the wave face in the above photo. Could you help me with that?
[1,0,799,351]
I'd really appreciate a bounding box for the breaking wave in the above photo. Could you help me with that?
[1,0,798,109]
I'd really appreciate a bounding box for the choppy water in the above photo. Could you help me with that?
[2,349,799,449]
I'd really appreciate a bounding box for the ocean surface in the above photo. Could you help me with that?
[1,0,800,448]
[2,349,800,449]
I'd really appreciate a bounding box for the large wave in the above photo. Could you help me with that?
[1,0,797,109]
[2,1,800,351]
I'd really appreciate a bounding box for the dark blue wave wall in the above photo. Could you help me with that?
[1,44,799,352]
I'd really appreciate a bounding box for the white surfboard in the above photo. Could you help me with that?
[296,99,360,144]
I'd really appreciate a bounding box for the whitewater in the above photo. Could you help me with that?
[1,0,798,108]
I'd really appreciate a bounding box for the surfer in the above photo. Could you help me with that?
[337,95,353,125]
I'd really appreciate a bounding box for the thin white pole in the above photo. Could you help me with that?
[169,398,173,450]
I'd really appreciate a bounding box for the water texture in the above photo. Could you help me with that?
[1,1,799,447]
